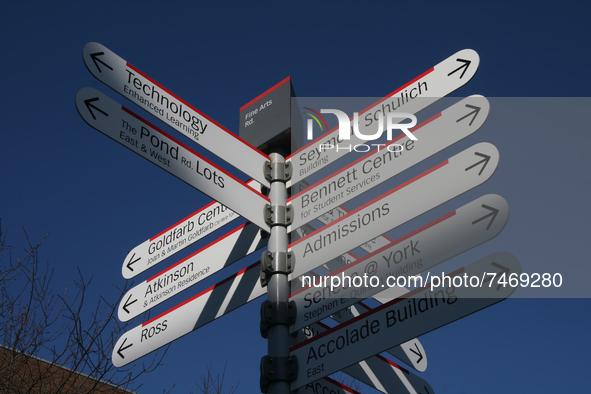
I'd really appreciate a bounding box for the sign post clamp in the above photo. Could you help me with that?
[260,356,298,393]
[264,160,292,183]
[260,300,297,339]
[260,251,294,287]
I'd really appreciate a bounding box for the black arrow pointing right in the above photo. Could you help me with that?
[447,58,471,79]
[83,97,108,120]
[117,337,133,359]
[483,261,511,291]
[122,294,138,314]
[471,204,499,230]
[90,51,113,73]
[456,104,481,126]
[409,342,424,364]
[126,253,141,272]
[464,152,491,176]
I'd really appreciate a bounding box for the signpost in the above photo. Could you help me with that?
[83,42,270,185]
[75,43,519,393]
[289,252,522,389]
[118,222,267,321]
[75,87,270,230]
[289,142,499,279]
[287,49,480,186]
[122,179,259,279]
[289,94,490,230]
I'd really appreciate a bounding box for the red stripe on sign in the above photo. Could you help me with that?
[150,201,218,241]
[122,106,270,202]
[289,159,449,248]
[240,76,291,112]
[288,111,442,203]
[323,376,362,394]
[375,354,410,374]
[290,266,466,351]
[147,223,250,282]
[287,67,434,161]
[126,62,269,159]
[142,261,260,327]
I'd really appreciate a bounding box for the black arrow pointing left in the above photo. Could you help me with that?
[126,253,141,272]
[84,97,108,120]
[117,337,133,359]
[464,152,491,176]
[90,51,113,73]
[122,294,138,314]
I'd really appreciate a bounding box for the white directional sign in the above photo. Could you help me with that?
[118,222,267,321]
[76,88,270,230]
[298,320,432,393]
[287,48,480,186]
[288,142,499,279]
[289,94,490,230]
[289,252,522,389]
[296,208,428,373]
[290,194,509,331]
[122,178,259,279]
[82,42,270,185]
[344,355,434,394]
[332,302,428,373]
[112,259,266,367]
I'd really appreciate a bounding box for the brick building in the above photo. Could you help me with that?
[0,345,136,394]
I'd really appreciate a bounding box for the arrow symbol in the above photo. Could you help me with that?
[117,338,133,359]
[483,262,511,291]
[447,58,471,79]
[126,253,140,272]
[122,294,138,314]
[409,342,424,364]
[464,152,491,176]
[89,51,113,73]
[471,204,499,230]
[83,97,108,120]
[456,104,481,126]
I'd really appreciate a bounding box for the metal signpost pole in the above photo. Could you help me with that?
[260,152,296,394]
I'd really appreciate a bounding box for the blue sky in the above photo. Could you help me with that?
[1,1,590,393]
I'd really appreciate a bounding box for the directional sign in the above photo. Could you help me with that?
[76,88,270,230]
[333,302,428,373]
[288,142,499,280]
[289,94,489,230]
[296,208,428,373]
[290,194,509,331]
[118,222,266,321]
[289,252,522,389]
[82,42,270,185]
[298,317,432,392]
[124,197,238,278]
[112,259,266,367]
[298,320,433,394]
[288,48,480,186]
